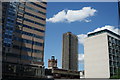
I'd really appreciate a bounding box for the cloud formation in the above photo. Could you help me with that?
[88,25,120,35]
[78,54,84,63]
[47,7,97,23]
[77,25,120,45]
[77,34,87,44]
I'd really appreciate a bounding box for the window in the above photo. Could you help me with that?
[110,61,113,66]
[109,43,112,47]
[13,43,43,53]
[33,57,42,62]
[22,47,32,52]
[42,2,47,4]
[19,3,46,15]
[21,55,42,62]
[17,16,45,27]
[110,67,113,74]
[4,34,12,39]
[6,24,14,28]
[4,38,12,45]
[6,53,19,58]
[108,36,112,42]
[30,2,46,9]
[16,22,45,32]
[5,30,13,35]
[25,12,45,21]
[6,21,14,25]
[7,19,14,23]
[33,49,42,53]
[14,37,43,47]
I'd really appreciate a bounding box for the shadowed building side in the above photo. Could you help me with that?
[2,1,47,79]
[0,2,2,80]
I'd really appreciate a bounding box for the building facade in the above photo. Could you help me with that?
[0,2,2,80]
[48,56,57,69]
[2,2,47,79]
[84,29,120,78]
[62,32,78,71]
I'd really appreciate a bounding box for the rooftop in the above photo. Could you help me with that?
[88,29,120,38]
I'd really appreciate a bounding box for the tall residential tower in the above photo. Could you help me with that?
[62,32,78,71]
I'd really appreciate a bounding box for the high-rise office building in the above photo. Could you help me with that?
[2,1,47,79]
[62,32,78,71]
[84,29,120,78]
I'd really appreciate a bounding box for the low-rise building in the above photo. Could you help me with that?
[45,56,80,79]
[45,68,80,79]
[48,56,58,69]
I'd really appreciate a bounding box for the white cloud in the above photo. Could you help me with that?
[47,7,97,23]
[77,25,120,45]
[88,25,120,35]
[46,10,66,23]
[77,34,87,44]
[78,54,84,63]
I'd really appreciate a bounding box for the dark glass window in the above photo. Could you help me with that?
[14,37,43,47]
[6,24,14,28]
[5,30,13,35]
[4,38,12,44]
[4,34,12,38]
[13,45,42,53]
[21,55,42,62]
[25,12,45,21]
[17,16,45,27]
[16,22,45,32]
[19,3,46,15]
[42,2,47,4]
[30,2,46,9]
[6,21,14,25]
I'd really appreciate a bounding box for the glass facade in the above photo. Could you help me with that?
[2,2,47,79]
[3,2,17,47]
[108,36,120,77]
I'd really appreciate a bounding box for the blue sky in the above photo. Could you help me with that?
[44,2,118,71]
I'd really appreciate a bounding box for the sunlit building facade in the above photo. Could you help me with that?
[84,29,120,78]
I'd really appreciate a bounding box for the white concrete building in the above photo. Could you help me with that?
[84,29,120,78]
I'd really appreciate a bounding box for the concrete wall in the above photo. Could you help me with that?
[84,33,110,78]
